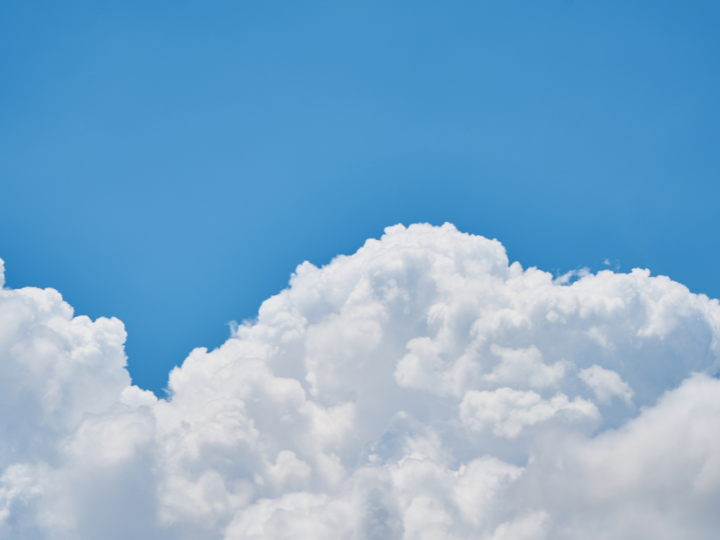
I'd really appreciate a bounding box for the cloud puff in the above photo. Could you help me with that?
[578,364,634,405]
[1,223,719,539]
[460,388,599,438]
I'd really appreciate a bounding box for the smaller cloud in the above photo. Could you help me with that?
[484,345,569,389]
[460,388,599,438]
[578,365,634,405]
[486,511,549,540]
[120,386,158,408]
[554,267,590,285]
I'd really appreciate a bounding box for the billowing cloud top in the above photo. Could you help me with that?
[1,223,719,539]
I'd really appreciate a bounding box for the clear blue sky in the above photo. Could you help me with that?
[2,0,719,395]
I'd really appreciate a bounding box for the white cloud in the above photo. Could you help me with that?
[1,223,720,539]
[483,345,569,389]
[485,511,549,540]
[578,364,634,404]
[460,388,599,438]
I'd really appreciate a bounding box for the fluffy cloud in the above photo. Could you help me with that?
[460,388,598,438]
[578,364,634,405]
[1,223,719,539]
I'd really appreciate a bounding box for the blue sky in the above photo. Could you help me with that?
[1,0,719,395]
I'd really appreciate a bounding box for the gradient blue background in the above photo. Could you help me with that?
[2,1,719,395]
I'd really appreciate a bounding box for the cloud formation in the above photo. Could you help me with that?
[1,223,719,539]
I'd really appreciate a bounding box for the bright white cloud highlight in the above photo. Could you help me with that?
[460,388,598,438]
[0,223,719,539]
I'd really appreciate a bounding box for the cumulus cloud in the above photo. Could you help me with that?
[0,223,719,539]
[460,388,598,438]
[578,364,634,405]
